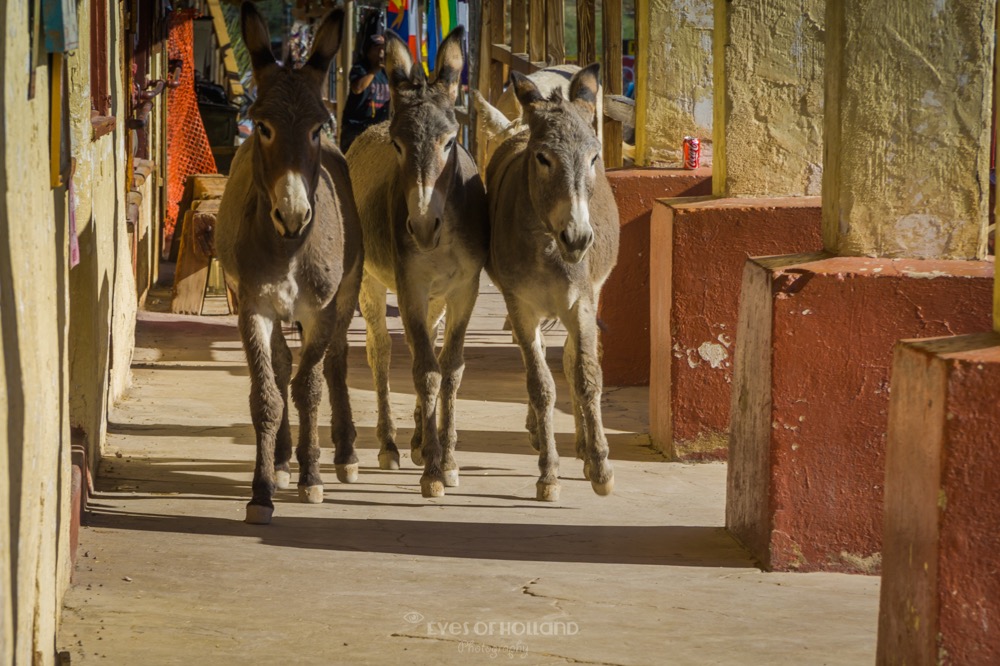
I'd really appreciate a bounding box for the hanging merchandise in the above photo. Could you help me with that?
[386,0,418,61]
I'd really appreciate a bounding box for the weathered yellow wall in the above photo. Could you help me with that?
[713,0,825,197]
[1,3,72,664]
[67,1,136,467]
[0,307,11,666]
[635,0,713,167]
[823,0,993,259]
[2,0,140,661]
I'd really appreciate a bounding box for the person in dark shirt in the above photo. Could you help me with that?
[340,33,390,153]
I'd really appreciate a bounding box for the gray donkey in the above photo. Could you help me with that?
[215,4,363,524]
[486,65,620,501]
[346,27,488,498]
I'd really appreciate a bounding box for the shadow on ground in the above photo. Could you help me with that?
[84,505,752,568]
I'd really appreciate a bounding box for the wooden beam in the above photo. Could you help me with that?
[577,0,596,66]
[512,0,527,54]
[489,0,505,103]
[491,43,513,66]
[545,0,565,64]
[529,0,546,63]
[602,0,623,167]
[206,0,244,98]
[514,55,542,74]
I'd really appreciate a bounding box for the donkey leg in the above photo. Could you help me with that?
[508,301,560,502]
[271,327,294,490]
[561,334,588,466]
[408,299,445,467]
[292,313,332,502]
[239,308,283,524]
[360,272,398,470]
[562,299,614,496]
[400,294,445,498]
[438,284,477,488]
[325,284,360,486]
[524,335,547,452]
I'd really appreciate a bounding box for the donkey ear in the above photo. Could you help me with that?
[241,1,276,75]
[385,30,414,91]
[510,71,544,114]
[472,89,511,138]
[569,63,601,123]
[433,26,465,104]
[304,9,344,81]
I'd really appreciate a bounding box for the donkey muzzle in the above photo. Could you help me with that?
[406,216,442,252]
[557,227,594,264]
[271,173,313,238]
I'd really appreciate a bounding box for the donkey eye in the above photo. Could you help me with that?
[444,138,455,152]
[256,122,272,139]
[312,126,322,142]
[391,140,402,155]
[536,152,551,168]
[590,154,598,167]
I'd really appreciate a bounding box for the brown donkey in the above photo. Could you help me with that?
[486,65,620,501]
[215,4,364,524]
[346,27,489,498]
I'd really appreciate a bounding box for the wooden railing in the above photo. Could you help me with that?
[193,0,245,101]
[475,0,624,168]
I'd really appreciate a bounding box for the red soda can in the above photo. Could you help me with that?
[683,136,701,169]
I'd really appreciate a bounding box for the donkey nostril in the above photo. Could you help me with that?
[434,218,442,231]
[560,230,571,247]
[304,208,313,224]
[274,208,284,224]
[406,219,415,236]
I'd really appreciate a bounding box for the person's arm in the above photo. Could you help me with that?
[351,69,376,95]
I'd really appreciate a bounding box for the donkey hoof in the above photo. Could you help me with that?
[335,463,359,484]
[420,476,445,498]
[443,469,460,488]
[411,448,425,466]
[591,477,615,496]
[275,470,292,490]
[583,460,592,481]
[536,482,561,502]
[298,485,324,504]
[378,451,400,470]
[245,504,274,525]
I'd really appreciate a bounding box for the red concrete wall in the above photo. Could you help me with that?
[879,333,1000,664]
[599,167,711,386]
[727,255,994,573]
[650,197,822,460]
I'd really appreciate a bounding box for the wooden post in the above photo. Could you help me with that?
[489,0,505,102]
[335,1,354,143]
[577,0,596,65]
[512,0,527,55]
[529,0,546,63]
[602,0,623,167]
[545,0,564,64]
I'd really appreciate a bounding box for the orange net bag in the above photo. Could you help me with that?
[165,9,218,254]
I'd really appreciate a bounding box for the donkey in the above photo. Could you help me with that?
[486,65,620,502]
[215,3,364,524]
[472,64,603,182]
[345,27,488,498]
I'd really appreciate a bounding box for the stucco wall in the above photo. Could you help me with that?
[822,0,993,259]
[635,0,713,166]
[1,2,73,663]
[2,1,140,661]
[67,1,136,466]
[714,0,825,197]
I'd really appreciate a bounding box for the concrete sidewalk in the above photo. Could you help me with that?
[58,285,879,665]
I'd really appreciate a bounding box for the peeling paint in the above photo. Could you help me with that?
[697,342,728,369]
[839,551,882,575]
